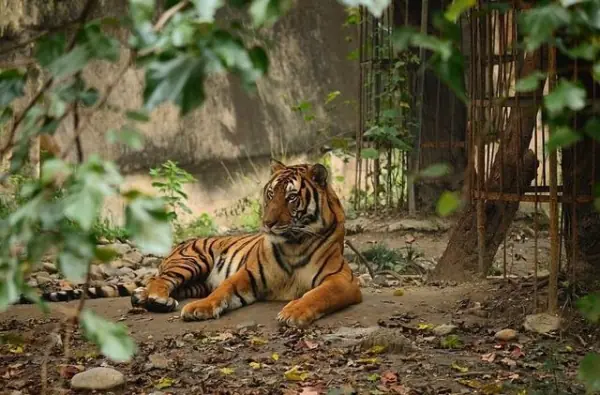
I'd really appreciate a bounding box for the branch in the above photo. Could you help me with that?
[344,239,376,279]
[0,0,98,162]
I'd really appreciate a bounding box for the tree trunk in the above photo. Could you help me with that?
[431,49,545,282]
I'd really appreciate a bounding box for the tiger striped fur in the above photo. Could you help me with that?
[130,159,362,327]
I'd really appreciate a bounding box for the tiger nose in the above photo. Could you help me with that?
[263,218,277,228]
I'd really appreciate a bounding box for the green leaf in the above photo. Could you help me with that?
[419,163,452,178]
[520,4,570,52]
[80,88,100,106]
[35,33,66,67]
[95,246,120,263]
[544,80,587,118]
[107,126,145,150]
[437,191,460,217]
[193,0,225,22]
[80,309,136,362]
[78,22,120,62]
[130,0,156,24]
[576,293,600,323]
[0,272,19,312]
[325,90,341,105]
[40,158,71,185]
[143,55,205,115]
[125,195,172,255]
[360,148,379,159]
[47,46,90,79]
[336,0,391,18]
[594,63,600,82]
[584,118,600,141]
[444,0,476,22]
[58,250,90,283]
[0,69,26,107]
[546,126,582,152]
[125,109,150,122]
[249,0,292,27]
[515,71,547,92]
[578,353,600,392]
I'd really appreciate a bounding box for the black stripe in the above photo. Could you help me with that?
[117,284,131,297]
[258,256,267,288]
[245,268,259,298]
[318,260,345,286]
[234,290,248,306]
[272,244,292,274]
[164,271,186,284]
[311,247,338,288]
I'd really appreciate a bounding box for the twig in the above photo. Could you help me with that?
[41,323,62,395]
[155,1,190,31]
[344,239,376,279]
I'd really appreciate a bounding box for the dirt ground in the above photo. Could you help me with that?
[0,222,594,395]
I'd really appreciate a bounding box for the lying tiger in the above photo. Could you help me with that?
[128,159,362,327]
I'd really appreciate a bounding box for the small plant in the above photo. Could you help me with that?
[91,217,130,243]
[440,335,463,350]
[239,198,262,232]
[149,160,197,222]
[174,213,218,242]
[361,243,423,273]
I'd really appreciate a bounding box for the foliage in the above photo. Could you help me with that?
[149,160,197,222]
[174,212,218,242]
[239,198,262,232]
[0,0,391,364]
[361,243,423,273]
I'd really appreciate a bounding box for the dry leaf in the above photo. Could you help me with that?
[367,345,387,354]
[299,387,321,395]
[390,384,411,395]
[501,357,517,368]
[381,370,398,384]
[417,323,433,330]
[393,289,404,297]
[220,367,235,375]
[457,379,483,389]
[510,346,525,359]
[451,362,469,373]
[481,352,496,363]
[302,339,319,350]
[271,352,280,361]
[250,336,268,346]
[59,364,84,379]
[367,373,380,382]
[284,365,309,381]
[155,377,175,389]
[9,346,24,354]
[357,357,379,364]
[249,362,262,369]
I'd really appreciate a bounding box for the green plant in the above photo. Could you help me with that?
[174,213,218,242]
[239,198,262,232]
[91,217,131,242]
[361,243,423,273]
[149,160,196,222]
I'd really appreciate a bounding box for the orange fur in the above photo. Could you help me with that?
[131,160,362,327]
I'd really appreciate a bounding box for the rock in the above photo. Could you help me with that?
[373,274,389,287]
[322,326,379,346]
[433,324,457,336]
[149,392,166,395]
[523,313,561,334]
[236,320,258,330]
[387,218,439,233]
[182,333,195,341]
[70,367,125,390]
[117,267,134,276]
[141,256,162,267]
[148,353,172,370]
[494,328,518,342]
[35,274,53,286]
[42,262,57,273]
[358,273,373,287]
[89,265,104,280]
[135,267,158,279]
[96,236,110,245]
[105,243,131,256]
[27,278,38,288]
[123,250,143,265]
[349,262,360,273]
[101,265,118,278]
[359,328,415,354]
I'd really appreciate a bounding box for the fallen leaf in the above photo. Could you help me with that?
[381,370,398,384]
[300,387,321,395]
[58,364,84,379]
[457,378,483,389]
[390,384,411,395]
[367,373,380,382]
[481,352,496,363]
[284,365,309,381]
[9,346,24,354]
[393,289,404,297]
[565,345,573,352]
[510,346,525,359]
[249,362,262,369]
[220,367,235,375]
[367,345,387,354]
[302,339,319,350]
[155,377,175,389]
[501,357,517,368]
[250,336,268,346]
[451,361,469,373]
[417,323,433,330]
[271,352,280,361]
[357,357,379,364]
[405,234,416,244]
[481,382,503,394]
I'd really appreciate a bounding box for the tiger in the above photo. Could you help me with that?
[129,159,363,327]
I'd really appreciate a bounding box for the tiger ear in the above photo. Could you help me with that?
[310,164,328,187]
[270,158,286,173]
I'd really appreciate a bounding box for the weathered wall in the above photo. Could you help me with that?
[1,0,358,172]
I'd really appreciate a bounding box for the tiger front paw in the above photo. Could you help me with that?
[277,299,320,328]
[180,298,226,321]
[131,286,179,313]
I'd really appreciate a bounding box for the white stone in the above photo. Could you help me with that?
[70,367,125,390]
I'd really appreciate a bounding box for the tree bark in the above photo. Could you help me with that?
[431,48,545,282]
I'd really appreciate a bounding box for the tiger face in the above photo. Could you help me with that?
[261,159,335,241]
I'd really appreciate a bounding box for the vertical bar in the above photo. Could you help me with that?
[548,45,559,314]
[476,0,486,277]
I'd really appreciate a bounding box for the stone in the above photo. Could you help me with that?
[148,353,172,370]
[141,256,162,267]
[373,275,389,287]
[387,218,439,233]
[35,274,53,286]
[236,320,258,330]
[523,313,561,334]
[433,324,457,336]
[70,367,125,390]
[101,265,118,278]
[494,328,518,342]
[42,262,57,273]
[89,265,104,280]
[358,273,373,287]
[359,328,415,354]
[117,267,134,276]
[322,326,379,346]
[123,250,143,265]
[27,278,38,288]
[135,267,158,279]
[105,243,131,256]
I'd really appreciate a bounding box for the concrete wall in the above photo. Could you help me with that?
[1,0,360,224]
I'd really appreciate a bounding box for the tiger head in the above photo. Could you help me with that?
[261,159,344,242]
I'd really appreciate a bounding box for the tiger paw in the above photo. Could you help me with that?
[277,300,319,328]
[131,287,148,308]
[180,298,226,321]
